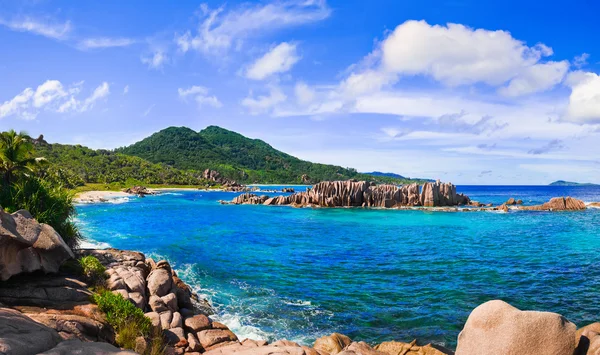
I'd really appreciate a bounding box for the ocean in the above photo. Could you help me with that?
[75,185,600,348]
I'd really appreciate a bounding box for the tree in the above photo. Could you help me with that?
[0,130,41,185]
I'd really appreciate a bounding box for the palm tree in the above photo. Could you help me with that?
[0,130,40,185]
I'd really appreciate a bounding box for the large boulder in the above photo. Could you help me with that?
[520,197,586,211]
[375,340,451,355]
[314,333,352,355]
[455,300,576,355]
[37,339,137,354]
[0,209,73,281]
[0,307,63,355]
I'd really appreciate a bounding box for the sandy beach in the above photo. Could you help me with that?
[74,191,130,203]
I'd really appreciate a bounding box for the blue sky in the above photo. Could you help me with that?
[1,0,600,184]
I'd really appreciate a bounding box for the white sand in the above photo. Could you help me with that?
[75,191,130,203]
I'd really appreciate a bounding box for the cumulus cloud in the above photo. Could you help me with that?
[564,71,600,123]
[141,50,168,69]
[1,80,110,119]
[246,42,300,80]
[336,20,569,98]
[0,17,72,40]
[78,37,136,49]
[294,82,316,105]
[175,0,330,55]
[178,85,222,108]
[241,86,286,114]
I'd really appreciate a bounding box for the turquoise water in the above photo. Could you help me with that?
[75,186,600,348]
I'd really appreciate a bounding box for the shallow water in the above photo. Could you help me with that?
[75,185,600,348]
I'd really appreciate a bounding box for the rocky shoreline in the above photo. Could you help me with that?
[2,204,600,354]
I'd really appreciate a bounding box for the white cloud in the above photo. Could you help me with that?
[565,71,600,123]
[573,53,590,68]
[242,86,286,114]
[246,42,301,80]
[178,85,222,108]
[337,20,569,97]
[176,0,330,55]
[294,82,315,105]
[142,104,155,117]
[0,17,72,40]
[78,37,136,49]
[1,80,110,119]
[141,51,168,69]
[123,85,129,95]
[81,82,110,111]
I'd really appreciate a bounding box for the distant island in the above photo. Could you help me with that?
[549,180,599,186]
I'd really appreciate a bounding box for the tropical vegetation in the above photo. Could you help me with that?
[117,126,429,184]
[0,130,81,248]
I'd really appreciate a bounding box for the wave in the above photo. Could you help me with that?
[79,239,112,249]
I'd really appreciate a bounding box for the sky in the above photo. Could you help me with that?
[1,0,600,185]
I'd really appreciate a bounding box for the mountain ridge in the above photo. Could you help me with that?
[116,126,429,184]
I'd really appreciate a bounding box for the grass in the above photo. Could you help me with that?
[92,289,165,354]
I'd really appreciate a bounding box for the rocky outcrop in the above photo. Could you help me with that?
[229,180,469,208]
[455,300,576,355]
[505,198,522,205]
[122,185,155,197]
[375,340,450,355]
[203,169,246,192]
[0,307,63,354]
[519,197,586,211]
[0,209,74,281]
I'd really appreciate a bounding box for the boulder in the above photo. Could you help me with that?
[147,268,173,297]
[520,197,586,211]
[314,333,352,355]
[339,342,385,355]
[0,307,62,355]
[455,300,576,355]
[145,311,161,328]
[0,209,73,281]
[375,340,451,355]
[185,314,212,332]
[576,322,600,354]
[37,339,137,354]
[197,329,239,350]
[170,312,183,329]
[162,292,179,312]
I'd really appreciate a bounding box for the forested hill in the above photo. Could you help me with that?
[116,126,428,184]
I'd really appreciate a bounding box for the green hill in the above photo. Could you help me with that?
[117,126,427,184]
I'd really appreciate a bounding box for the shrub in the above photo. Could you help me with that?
[92,290,166,354]
[79,256,106,285]
[93,290,152,336]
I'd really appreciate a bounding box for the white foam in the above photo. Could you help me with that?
[79,239,111,249]
[211,313,271,341]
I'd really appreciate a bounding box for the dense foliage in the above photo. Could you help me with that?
[117,126,428,184]
[35,141,209,186]
[0,130,81,248]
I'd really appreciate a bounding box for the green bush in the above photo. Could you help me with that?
[93,290,152,336]
[93,290,166,353]
[79,256,106,285]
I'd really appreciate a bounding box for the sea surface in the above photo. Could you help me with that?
[75,185,600,348]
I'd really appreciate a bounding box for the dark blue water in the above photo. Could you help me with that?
[75,185,600,348]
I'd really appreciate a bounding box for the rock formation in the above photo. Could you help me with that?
[519,197,586,211]
[230,180,469,208]
[0,208,74,281]
[505,198,523,205]
[122,186,155,197]
[203,169,245,191]
[456,300,576,355]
